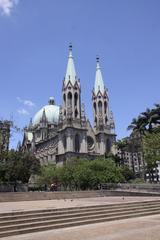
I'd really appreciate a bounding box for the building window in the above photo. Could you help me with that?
[75,134,80,152]
[105,116,107,124]
[106,139,111,153]
[93,102,97,114]
[63,93,66,106]
[98,101,102,114]
[67,92,72,106]
[74,92,78,107]
[104,101,107,114]
[63,135,67,150]
[75,108,78,118]
[95,117,97,126]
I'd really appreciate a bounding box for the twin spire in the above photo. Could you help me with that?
[64,44,105,94]
[64,44,77,86]
[94,57,105,95]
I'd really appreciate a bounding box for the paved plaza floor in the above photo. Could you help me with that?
[1,196,160,213]
[1,196,160,240]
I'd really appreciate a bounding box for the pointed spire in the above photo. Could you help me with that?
[41,109,47,123]
[29,118,33,128]
[94,56,105,95]
[64,44,77,86]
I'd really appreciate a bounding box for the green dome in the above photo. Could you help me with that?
[33,100,60,126]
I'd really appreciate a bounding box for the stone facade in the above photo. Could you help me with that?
[23,46,116,165]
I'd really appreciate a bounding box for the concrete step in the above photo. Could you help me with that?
[1,203,160,226]
[0,199,160,218]
[0,208,160,238]
[0,200,160,237]
[1,206,160,232]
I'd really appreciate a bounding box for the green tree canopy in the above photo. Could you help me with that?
[38,157,128,190]
[0,150,40,183]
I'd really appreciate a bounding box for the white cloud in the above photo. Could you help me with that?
[0,0,19,16]
[17,97,35,108]
[17,108,29,115]
[16,96,22,103]
[24,100,35,107]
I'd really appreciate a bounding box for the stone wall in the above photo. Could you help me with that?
[101,183,160,193]
[0,190,159,202]
[0,183,28,192]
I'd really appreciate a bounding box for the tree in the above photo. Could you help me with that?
[143,131,160,182]
[120,165,135,182]
[0,150,40,184]
[38,158,125,190]
[148,104,160,131]
[127,103,160,180]
[128,104,160,135]
[0,120,11,154]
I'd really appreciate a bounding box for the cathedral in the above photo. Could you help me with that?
[23,45,116,165]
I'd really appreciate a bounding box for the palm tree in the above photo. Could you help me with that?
[127,113,149,176]
[127,104,160,180]
[127,118,139,132]
[140,108,152,132]
[128,104,160,135]
[148,104,160,131]
[127,116,147,135]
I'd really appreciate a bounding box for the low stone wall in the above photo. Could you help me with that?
[0,183,28,192]
[0,190,160,202]
[101,183,160,193]
[0,191,100,202]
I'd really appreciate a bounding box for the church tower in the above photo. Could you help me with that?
[62,44,81,121]
[57,45,88,161]
[92,57,115,155]
[92,57,110,130]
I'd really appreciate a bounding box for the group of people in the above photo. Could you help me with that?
[50,183,58,191]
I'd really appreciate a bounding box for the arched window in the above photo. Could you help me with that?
[63,135,66,150]
[106,139,111,153]
[63,94,66,106]
[98,101,102,114]
[105,116,108,124]
[75,108,78,118]
[95,117,97,126]
[75,134,80,152]
[104,101,107,114]
[93,102,97,114]
[74,92,78,107]
[67,92,72,106]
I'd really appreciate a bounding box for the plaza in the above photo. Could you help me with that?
[0,196,160,240]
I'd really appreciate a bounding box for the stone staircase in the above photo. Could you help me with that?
[0,200,160,238]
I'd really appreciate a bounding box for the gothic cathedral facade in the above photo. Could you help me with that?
[23,45,116,165]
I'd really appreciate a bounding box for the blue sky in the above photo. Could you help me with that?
[0,0,160,148]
